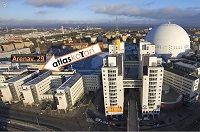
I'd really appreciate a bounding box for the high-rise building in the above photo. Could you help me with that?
[140,56,164,118]
[102,40,164,119]
[102,53,124,117]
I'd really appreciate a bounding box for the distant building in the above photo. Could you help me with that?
[1,44,15,52]
[0,48,31,59]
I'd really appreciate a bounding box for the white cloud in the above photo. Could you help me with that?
[26,0,78,8]
[92,4,200,23]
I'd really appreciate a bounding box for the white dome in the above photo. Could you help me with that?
[146,23,190,57]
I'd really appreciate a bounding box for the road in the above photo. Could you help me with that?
[127,89,139,131]
[0,106,89,131]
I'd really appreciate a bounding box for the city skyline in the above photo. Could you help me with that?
[0,0,200,27]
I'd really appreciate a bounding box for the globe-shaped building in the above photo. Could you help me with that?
[146,23,190,58]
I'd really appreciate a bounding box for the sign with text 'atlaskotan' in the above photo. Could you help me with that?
[44,43,102,71]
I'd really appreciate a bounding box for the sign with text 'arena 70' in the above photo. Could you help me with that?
[44,44,102,71]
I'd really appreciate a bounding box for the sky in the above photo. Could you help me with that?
[0,0,200,27]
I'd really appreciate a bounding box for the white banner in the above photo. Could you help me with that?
[44,43,102,71]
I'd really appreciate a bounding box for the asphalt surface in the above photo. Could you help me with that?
[0,90,128,131]
[0,106,89,131]
[127,89,139,131]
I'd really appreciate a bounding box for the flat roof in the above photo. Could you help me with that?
[5,71,35,83]
[124,67,138,79]
[24,70,50,85]
[164,66,198,81]
[79,71,101,75]
[2,67,27,73]
[57,73,81,90]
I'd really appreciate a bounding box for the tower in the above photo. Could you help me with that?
[102,54,124,117]
[61,26,64,34]
[139,41,164,119]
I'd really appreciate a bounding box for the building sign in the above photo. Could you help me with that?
[108,106,122,113]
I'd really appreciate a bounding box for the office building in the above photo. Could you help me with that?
[102,54,124,116]
[21,71,59,105]
[102,40,164,118]
[0,70,39,103]
[163,61,199,103]
[140,56,164,117]
[81,72,101,94]
[55,73,84,111]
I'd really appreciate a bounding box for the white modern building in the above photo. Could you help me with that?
[0,70,39,103]
[163,62,199,103]
[82,72,101,94]
[55,73,84,111]
[102,53,124,116]
[141,56,164,117]
[21,71,59,105]
[102,39,164,118]
[109,39,125,55]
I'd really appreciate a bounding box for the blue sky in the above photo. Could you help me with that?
[0,0,200,26]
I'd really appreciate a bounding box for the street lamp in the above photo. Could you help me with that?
[36,116,39,127]
[36,112,43,128]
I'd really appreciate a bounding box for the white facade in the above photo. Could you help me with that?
[21,71,60,105]
[141,64,163,117]
[164,69,199,102]
[0,71,38,103]
[102,54,124,116]
[146,23,190,57]
[139,42,164,117]
[0,83,12,103]
[55,73,84,110]
[82,74,101,94]
[109,41,125,55]
[138,41,156,79]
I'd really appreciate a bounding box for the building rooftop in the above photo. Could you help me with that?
[174,61,200,70]
[2,67,28,73]
[24,70,51,85]
[124,67,138,79]
[57,73,81,91]
[5,71,35,83]
[164,65,198,81]
[78,70,101,75]
[103,54,123,76]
